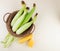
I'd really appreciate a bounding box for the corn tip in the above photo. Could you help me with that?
[26,7,30,10]
[35,13,38,16]
[33,3,36,7]
[21,1,25,5]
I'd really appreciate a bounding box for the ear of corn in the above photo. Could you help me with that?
[1,33,10,44]
[18,34,32,43]
[12,7,29,32]
[16,21,33,34]
[28,39,34,48]
[16,13,38,34]
[4,36,14,47]
[4,36,14,48]
[21,3,36,26]
[1,33,15,48]
[11,1,26,27]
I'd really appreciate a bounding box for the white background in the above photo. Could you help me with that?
[0,0,60,51]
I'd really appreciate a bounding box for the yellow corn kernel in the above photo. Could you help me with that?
[18,34,32,43]
[28,39,34,48]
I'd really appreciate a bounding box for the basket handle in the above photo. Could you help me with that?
[3,13,11,23]
[30,24,35,34]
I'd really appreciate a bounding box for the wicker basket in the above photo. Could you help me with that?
[3,10,35,37]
